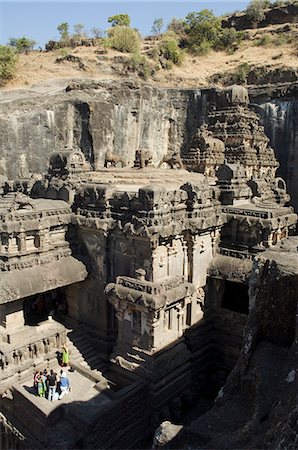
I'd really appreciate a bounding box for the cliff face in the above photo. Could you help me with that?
[168,238,298,450]
[222,3,298,30]
[0,80,206,180]
[0,79,298,212]
[259,98,298,211]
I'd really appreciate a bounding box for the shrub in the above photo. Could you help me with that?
[273,34,292,45]
[108,14,130,27]
[108,26,140,53]
[231,62,251,83]
[159,36,184,65]
[185,9,222,50]
[8,36,36,53]
[189,40,212,56]
[216,27,244,50]
[256,33,272,46]
[167,18,186,38]
[246,0,270,22]
[126,53,156,79]
[147,45,160,61]
[0,45,18,85]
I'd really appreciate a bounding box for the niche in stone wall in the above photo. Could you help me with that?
[221,280,249,315]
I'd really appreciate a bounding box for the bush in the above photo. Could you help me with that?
[126,53,156,79]
[0,45,18,85]
[231,63,251,83]
[216,27,244,50]
[246,0,270,22]
[185,9,222,50]
[167,18,186,38]
[273,33,292,45]
[108,26,140,53]
[8,36,36,53]
[108,14,130,27]
[159,37,184,65]
[256,33,272,45]
[189,40,212,55]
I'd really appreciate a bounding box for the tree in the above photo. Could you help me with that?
[167,18,186,37]
[73,23,86,38]
[184,9,222,54]
[185,9,221,42]
[8,36,36,53]
[91,27,102,38]
[246,0,269,22]
[57,22,69,41]
[108,14,131,27]
[109,26,140,53]
[0,45,18,85]
[151,18,164,35]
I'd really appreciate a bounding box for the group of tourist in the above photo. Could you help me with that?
[33,344,71,401]
[34,368,71,401]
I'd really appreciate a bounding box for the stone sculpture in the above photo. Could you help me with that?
[134,148,153,168]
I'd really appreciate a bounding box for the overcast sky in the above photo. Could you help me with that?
[0,1,250,48]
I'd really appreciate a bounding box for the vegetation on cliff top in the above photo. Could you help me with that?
[1,1,298,88]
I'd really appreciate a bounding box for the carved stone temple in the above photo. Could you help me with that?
[0,84,297,449]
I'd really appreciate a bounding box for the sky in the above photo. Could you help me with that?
[0,1,250,48]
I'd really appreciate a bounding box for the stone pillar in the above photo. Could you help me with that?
[17,231,26,252]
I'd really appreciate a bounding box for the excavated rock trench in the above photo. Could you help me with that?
[164,238,298,449]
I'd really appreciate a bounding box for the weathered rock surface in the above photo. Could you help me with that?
[153,421,183,448]
[167,237,298,449]
[0,79,204,180]
[223,4,298,30]
[1,78,298,214]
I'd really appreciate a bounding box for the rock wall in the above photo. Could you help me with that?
[258,98,298,211]
[167,237,298,449]
[1,80,297,212]
[222,4,298,30]
[0,81,206,179]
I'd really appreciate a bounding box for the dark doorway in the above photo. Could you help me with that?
[221,281,249,314]
[23,289,67,325]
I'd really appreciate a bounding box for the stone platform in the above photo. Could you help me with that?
[16,366,112,416]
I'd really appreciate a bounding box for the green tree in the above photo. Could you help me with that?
[184,9,223,55]
[185,9,221,43]
[167,18,186,37]
[8,36,36,53]
[151,18,164,35]
[109,25,140,53]
[108,14,131,27]
[57,22,69,41]
[159,36,184,65]
[0,45,18,85]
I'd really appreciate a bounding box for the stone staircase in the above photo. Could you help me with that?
[63,320,108,376]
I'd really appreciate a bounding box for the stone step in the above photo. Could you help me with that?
[65,328,108,374]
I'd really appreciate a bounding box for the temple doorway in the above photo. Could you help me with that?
[221,280,249,314]
[23,288,68,325]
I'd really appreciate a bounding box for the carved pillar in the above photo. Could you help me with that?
[17,230,26,253]
[182,239,188,281]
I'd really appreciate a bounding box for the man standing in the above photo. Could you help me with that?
[47,369,57,401]
[59,371,71,399]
